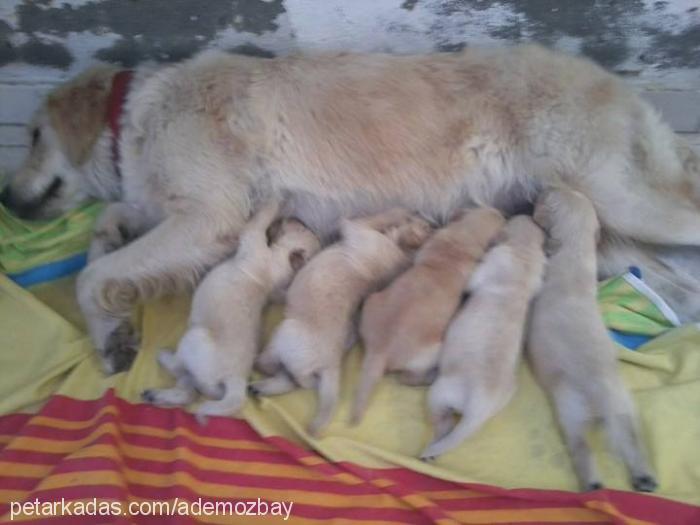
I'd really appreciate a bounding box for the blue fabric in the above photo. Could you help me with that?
[609,329,652,350]
[7,252,88,287]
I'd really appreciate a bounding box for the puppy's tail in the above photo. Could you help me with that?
[308,366,341,438]
[195,376,247,425]
[420,392,503,460]
[350,351,388,425]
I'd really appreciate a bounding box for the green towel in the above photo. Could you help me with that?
[0,202,103,274]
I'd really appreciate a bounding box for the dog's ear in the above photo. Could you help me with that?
[47,67,116,167]
[289,249,307,272]
[266,218,284,246]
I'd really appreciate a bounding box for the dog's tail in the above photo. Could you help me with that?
[420,390,506,459]
[195,376,247,425]
[308,366,341,437]
[351,351,388,425]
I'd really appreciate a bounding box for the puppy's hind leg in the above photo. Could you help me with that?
[350,351,388,425]
[249,370,296,396]
[195,376,248,425]
[309,366,341,437]
[551,385,603,491]
[601,385,657,492]
[142,374,197,407]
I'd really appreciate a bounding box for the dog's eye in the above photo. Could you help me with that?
[31,128,41,147]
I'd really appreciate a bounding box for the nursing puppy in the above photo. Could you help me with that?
[421,216,545,459]
[250,208,433,436]
[141,201,320,420]
[529,188,657,492]
[351,207,505,424]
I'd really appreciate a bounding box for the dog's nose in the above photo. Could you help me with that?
[0,186,12,208]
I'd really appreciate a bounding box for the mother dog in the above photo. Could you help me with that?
[3,45,700,373]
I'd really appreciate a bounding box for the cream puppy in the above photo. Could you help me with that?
[351,207,505,424]
[250,208,433,436]
[421,216,545,459]
[141,201,321,420]
[528,188,657,492]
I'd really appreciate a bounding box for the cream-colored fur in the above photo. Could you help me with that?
[528,188,657,492]
[351,207,505,424]
[4,45,700,371]
[250,208,433,436]
[421,216,545,459]
[140,201,320,415]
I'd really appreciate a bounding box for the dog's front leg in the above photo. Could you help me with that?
[77,212,242,374]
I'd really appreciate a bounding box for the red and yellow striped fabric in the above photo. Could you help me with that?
[0,391,697,524]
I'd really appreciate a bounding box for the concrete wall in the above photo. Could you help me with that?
[1,0,699,173]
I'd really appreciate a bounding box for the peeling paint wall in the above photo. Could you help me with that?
[1,0,699,172]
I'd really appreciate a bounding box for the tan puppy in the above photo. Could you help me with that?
[421,216,545,459]
[529,188,657,492]
[141,201,320,421]
[250,208,433,436]
[351,207,505,424]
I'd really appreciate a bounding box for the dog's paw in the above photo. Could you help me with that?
[584,481,604,492]
[101,321,139,374]
[89,223,134,262]
[632,474,658,493]
[141,389,157,404]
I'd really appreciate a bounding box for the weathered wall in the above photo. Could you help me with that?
[1,0,699,172]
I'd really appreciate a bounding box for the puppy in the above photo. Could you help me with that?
[528,188,657,492]
[141,201,321,421]
[421,216,546,459]
[351,207,505,424]
[250,208,433,436]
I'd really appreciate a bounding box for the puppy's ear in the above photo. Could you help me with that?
[47,67,116,167]
[289,249,307,272]
[266,218,283,246]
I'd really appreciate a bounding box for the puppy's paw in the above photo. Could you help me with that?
[632,474,658,493]
[141,389,157,404]
[419,454,437,463]
[101,321,139,374]
[584,481,604,492]
[247,384,261,397]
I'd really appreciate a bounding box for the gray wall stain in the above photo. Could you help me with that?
[0,0,698,73]
[15,0,284,67]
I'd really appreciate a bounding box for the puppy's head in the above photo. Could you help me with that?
[1,66,117,220]
[273,218,322,272]
[386,215,434,252]
[533,188,600,244]
[500,215,545,251]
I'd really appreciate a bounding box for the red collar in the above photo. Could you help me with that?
[105,70,133,177]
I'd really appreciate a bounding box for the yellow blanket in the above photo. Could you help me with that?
[1,273,699,508]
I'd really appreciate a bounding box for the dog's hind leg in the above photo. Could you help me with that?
[309,366,341,437]
[78,212,243,374]
[582,170,700,246]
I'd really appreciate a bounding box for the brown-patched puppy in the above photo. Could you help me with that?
[528,188,657,492]
[421,216,545,459]
[351,207,505,424]
[250,208,433,437]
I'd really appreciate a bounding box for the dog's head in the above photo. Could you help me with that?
[533,188,600,248]
[1,67,117,220]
